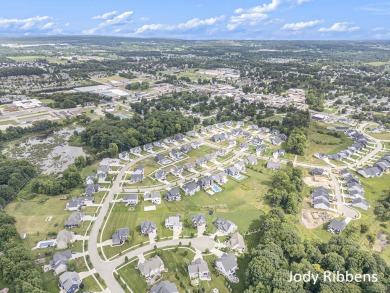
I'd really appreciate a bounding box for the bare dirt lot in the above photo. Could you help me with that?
[301,208,340,229]
[303,176,333,189]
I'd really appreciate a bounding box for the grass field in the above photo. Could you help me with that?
[8,55,67,64]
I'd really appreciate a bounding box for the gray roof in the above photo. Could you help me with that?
[267,159,282,170]
[112,228,129,245]
[216,253,237,272]
[145,191,161,200]
[59,272,81,293]
[65,212,85,227]
[188,258,209,275]
[190,214,206,226]
[141,220,156,233]
[183,181,199,192]
[51,250,72,269]
[328,219,347,232]
[214,217,236,233]
[56,230,74,249]
[351,198,370,207]
[123,194,138,201]
[228,232,246,250]
[155,169,166,179]
[151,280,178,293]
[138,256,164,276]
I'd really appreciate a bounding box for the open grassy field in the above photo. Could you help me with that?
[8,55,67,64]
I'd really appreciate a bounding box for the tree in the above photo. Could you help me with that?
[285,128,307,155]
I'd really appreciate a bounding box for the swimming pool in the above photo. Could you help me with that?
[38,240,56,248]
[212,185,222,192]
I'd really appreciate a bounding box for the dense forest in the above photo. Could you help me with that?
[43,92,109,109]
[245,209,390,293]
[78,110,198,154]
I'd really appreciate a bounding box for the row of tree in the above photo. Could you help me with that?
[0,212,49,292]
[43,92,109,109]
[245,209,390,292]
[0,155,37,207]
[77,111,198,154]
[267,163,303,215]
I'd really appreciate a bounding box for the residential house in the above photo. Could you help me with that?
[182,181,200,196]
[273,149,285,158]
[65,198,84,211]
[138,256,164,278]
[175,133,186,141]
[256,145,267,155]
[351,198,370,210]
[327,219,347,234]
[250,138,263,146]
[143,143,153,152]
[165,216,182,230]
[58,272,81,293]
[190,214,207,227]
[228,140,236,147]
[140,220,157,235]
[144,192,161,204]
[204,153,217,162]
[197,176,214,189]
[212,171,228,185]
[243,132,252,139]
[225,166,240,176]
[236,121,244,127]
[119,151,129,160]
[244,155,257,165]
[50,250,72,275]
[183,162,196,172]
[239,142,249,150]
[112,228,129,246]
[129,146,141,155]
[170,165,184,177]
[214,217,237,235]
[122,194,139,206]
[180,144,192,153]
[190,141,200,150]
[186,130,197,137]
[151,281,178,293]
[196,157,208,168]
[215,253,238,279]
[188,258,210,280]
[270,129,280,135]
[227,232,246,253]
[85,183,100,197]
[164,188,181,202]
[271,137,282,146]
[216,148,229,157]
[56,230,75,250]
[130,166,144,183]
[267,159,282,170]
[211,134,227,143]
[155,154,170,165]
[357,167,382,178]
[169,149,182,161]
[64,212,86,229]
[155,169,167,181]
[234,161,246,172]
[279,133,288,141]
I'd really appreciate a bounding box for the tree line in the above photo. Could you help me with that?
[245,208,390,292]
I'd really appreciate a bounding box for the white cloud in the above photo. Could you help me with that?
[319,22,360,32]
[228,0,282,30]
[373,27,385,31]
[282,19,323,30]
[296,0,311,4]
[92,11,118,20]
[135,16,225,34]
[84,11,134,34]
[140,17,149,22]
[0,16,56,32]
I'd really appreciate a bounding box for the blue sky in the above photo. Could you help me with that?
[0,0,389,39]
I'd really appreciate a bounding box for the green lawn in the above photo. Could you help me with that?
[81,275,102,292]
